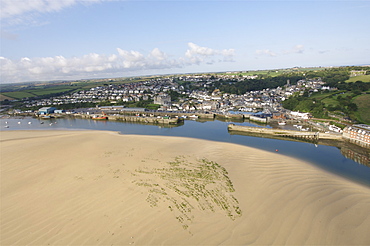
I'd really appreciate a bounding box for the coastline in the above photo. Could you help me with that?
[1,130,370,245]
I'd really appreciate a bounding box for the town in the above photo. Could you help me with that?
[18,73,327,116]
[3,70,370,150]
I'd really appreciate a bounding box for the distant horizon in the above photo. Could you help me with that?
[1,1,369,84]
[2,63,369,86]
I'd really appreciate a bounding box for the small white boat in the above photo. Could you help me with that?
[189,115,199,119]
[4,125,9,128]
[278,121,286,126]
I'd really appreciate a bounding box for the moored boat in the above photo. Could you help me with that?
[91,115,108,120]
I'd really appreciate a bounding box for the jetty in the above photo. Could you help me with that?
[228,124,343,142]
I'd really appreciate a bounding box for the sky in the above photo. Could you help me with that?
[1,0,369,83]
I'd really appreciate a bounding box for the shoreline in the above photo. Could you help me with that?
[1,116,370,187]
[1,130,370,245]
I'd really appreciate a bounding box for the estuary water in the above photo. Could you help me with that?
[1,116,370,187]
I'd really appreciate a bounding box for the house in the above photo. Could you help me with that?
[343,124,370,148]
[272,112,286,120]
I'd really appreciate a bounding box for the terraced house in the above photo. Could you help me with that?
[343,124,370,148]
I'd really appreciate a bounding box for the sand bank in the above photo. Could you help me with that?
[1,130,370,245]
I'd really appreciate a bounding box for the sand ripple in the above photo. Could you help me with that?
[1,130,370,245]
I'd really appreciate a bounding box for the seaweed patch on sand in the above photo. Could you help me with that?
[133,155,242,230]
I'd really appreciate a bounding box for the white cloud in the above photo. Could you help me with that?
[185,42,235,64]
[186,42,217,57]
[0,43,235,83]
[255,49,277,57]
[283,44,305,54]
[1,0,105,19]
[256,45,304,57]
[1,0,109,28]
[294,44,304,53]
[149,48,167,61]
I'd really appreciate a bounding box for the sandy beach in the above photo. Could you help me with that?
[1,130,370,245]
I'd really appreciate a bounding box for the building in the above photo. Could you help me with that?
[154,93,171,106]
[343,124,370,148]
[289,111,311,120]
[38,107,56,115]
[54,109,65,114]
[350,70,367,77]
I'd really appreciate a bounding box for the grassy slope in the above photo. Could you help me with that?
[346,75,370,83]
[353,94,370,124]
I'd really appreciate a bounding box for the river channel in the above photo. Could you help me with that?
[1,116,369,187]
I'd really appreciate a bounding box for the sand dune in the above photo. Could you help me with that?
[1,130,370,245]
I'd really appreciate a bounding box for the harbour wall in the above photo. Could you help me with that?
[101,111,215,119]
[108,115,180,124]
[75,114,181,125]
[228,124,343,142]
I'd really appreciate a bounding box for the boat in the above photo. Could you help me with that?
[189,115,199,119]
[278,120,286,126]
[91,115,108,120]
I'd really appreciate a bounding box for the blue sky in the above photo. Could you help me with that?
[1,0,369,83]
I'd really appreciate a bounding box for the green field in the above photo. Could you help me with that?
[0,77,146,101]
[353,94,370,124]
[1,91,37,100]
[217,67,328,78]
[309,91,337,101]
[1,87,74,100]
[30,87,74,96]
[346,75,370,83]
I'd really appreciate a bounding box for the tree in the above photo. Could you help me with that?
[347,103,358,112]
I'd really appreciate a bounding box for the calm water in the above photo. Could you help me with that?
[1,116,370,187]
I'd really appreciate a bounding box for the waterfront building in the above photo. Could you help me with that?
[38,107,56,115]
[343,124,370,148]
[54,109,65,114]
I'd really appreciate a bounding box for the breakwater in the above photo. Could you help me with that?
[228,124,343,142]
[109,115,181,124]
[75,114,181,125]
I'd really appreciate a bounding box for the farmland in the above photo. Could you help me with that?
[0,77,142,100]
[1,86,76,100]
[346,75,370,83]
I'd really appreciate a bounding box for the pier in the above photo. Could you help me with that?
[228,124,343,142]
